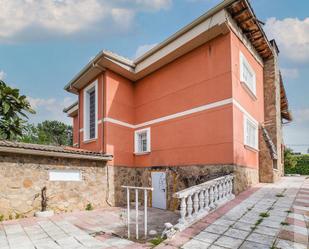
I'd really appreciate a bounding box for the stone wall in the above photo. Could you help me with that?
[111,164,259,211]
[261,44,284,182]
[259,129,275,183]
[0,153,108,219]
[0,152,259,219]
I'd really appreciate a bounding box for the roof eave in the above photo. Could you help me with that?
[134,0,237,64]
[63,101,78,113]
[64,51,135,94]
[0,146,113,161]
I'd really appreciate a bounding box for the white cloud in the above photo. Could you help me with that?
[281,68,299,79]
[265,17,309,63]
[0,70,6,80]
[134,43,158,59]
[284,108,309,153]
[111,8,135,31]
[27,96,74,124]
[0,0,104,38]
[0,0,172,42]
[133,0,172,10]
[292,108,309,124]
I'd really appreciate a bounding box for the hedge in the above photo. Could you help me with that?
[285,154,309,175]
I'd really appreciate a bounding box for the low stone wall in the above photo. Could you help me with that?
[0,153,108,219]
[112,164,259,211]
[0,152,259,219]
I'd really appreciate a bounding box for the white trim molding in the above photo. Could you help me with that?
[83,80,98,141]
[134,127,151,154]
[102,98,259,137]
[103,117,135,129]
[243,114,259,150]
[104,98,233,129]
[232,99,258,126]
[240,51,257,97]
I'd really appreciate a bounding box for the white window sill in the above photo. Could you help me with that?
[134,152,151,156]
[83,138,97,144]
[244,145,259,152]
[240,81,257,101]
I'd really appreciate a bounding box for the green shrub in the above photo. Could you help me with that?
[0,214,4,222]
[150,236,165,246]
[285,154,309,175]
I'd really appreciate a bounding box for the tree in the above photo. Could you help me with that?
[284,147,298,169]
[0,80,35,139]
[18,121,72,146]
[37,120,72,146]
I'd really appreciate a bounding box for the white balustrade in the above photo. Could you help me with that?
[121,186,153,240]
[173,174,235,230]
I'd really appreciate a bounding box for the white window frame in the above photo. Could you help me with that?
[83,80,98,141]
[49,170,82,182]
[134,127,151,154]
[244,114,258,150]
[240,52,256,97]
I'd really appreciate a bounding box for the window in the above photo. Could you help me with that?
[134,128,151,154]
[49,170,82,181]
[244,115,258,150]
[89,90,96,139]
[240,52,256,96]
[83,80,98,141]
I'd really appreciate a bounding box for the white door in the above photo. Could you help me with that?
[152,172,167,209]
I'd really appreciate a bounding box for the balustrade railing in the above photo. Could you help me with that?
[173,174,235,230]
[121,186,153,240]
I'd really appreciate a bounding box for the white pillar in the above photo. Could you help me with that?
[218,180,223,202]
[199,190,205,213]
[127,188,130,239]
[209,186,215,209]
[135,189,139,240]
[187,195,193,220]
[144,189,148,238]
[204,187,210,211]
[214,184,218,205]
[193,192,199,216]
[179,197,187,224]
[230,176,235,199]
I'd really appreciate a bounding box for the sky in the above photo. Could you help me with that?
[0,0,308,153]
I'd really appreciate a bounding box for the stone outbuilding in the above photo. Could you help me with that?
[0,140,112,219]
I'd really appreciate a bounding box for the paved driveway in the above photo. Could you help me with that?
[160,176,309,249]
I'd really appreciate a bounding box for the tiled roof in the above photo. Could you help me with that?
[0,140,112,161]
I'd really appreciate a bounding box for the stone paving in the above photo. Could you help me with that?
[0,207,177,249]
[0,176,308,249]
[159,176,309,249]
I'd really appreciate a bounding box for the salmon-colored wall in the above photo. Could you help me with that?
[104,71,135,166]
[134,105,233,167]
[230,32,264,168]
[74,31,264,169]
[78,74,104,152]
[135,35,232,123]
[104,34,234,167]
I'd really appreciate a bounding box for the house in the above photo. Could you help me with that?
[64,0,291,210]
